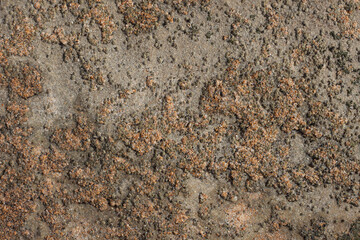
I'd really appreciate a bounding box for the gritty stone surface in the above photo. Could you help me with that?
[0,0,359,239]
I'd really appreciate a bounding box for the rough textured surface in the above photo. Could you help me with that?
[0,0,359,239]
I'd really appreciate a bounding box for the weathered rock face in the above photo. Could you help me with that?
[0,0,359,239]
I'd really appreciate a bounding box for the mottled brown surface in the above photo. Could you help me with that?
[0,0,359,239]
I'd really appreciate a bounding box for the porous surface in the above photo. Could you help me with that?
[0,0,359,239]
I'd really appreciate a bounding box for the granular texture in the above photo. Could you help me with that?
[0,0,359,239]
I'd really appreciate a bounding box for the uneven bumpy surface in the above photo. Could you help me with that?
[0,0,359,239]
